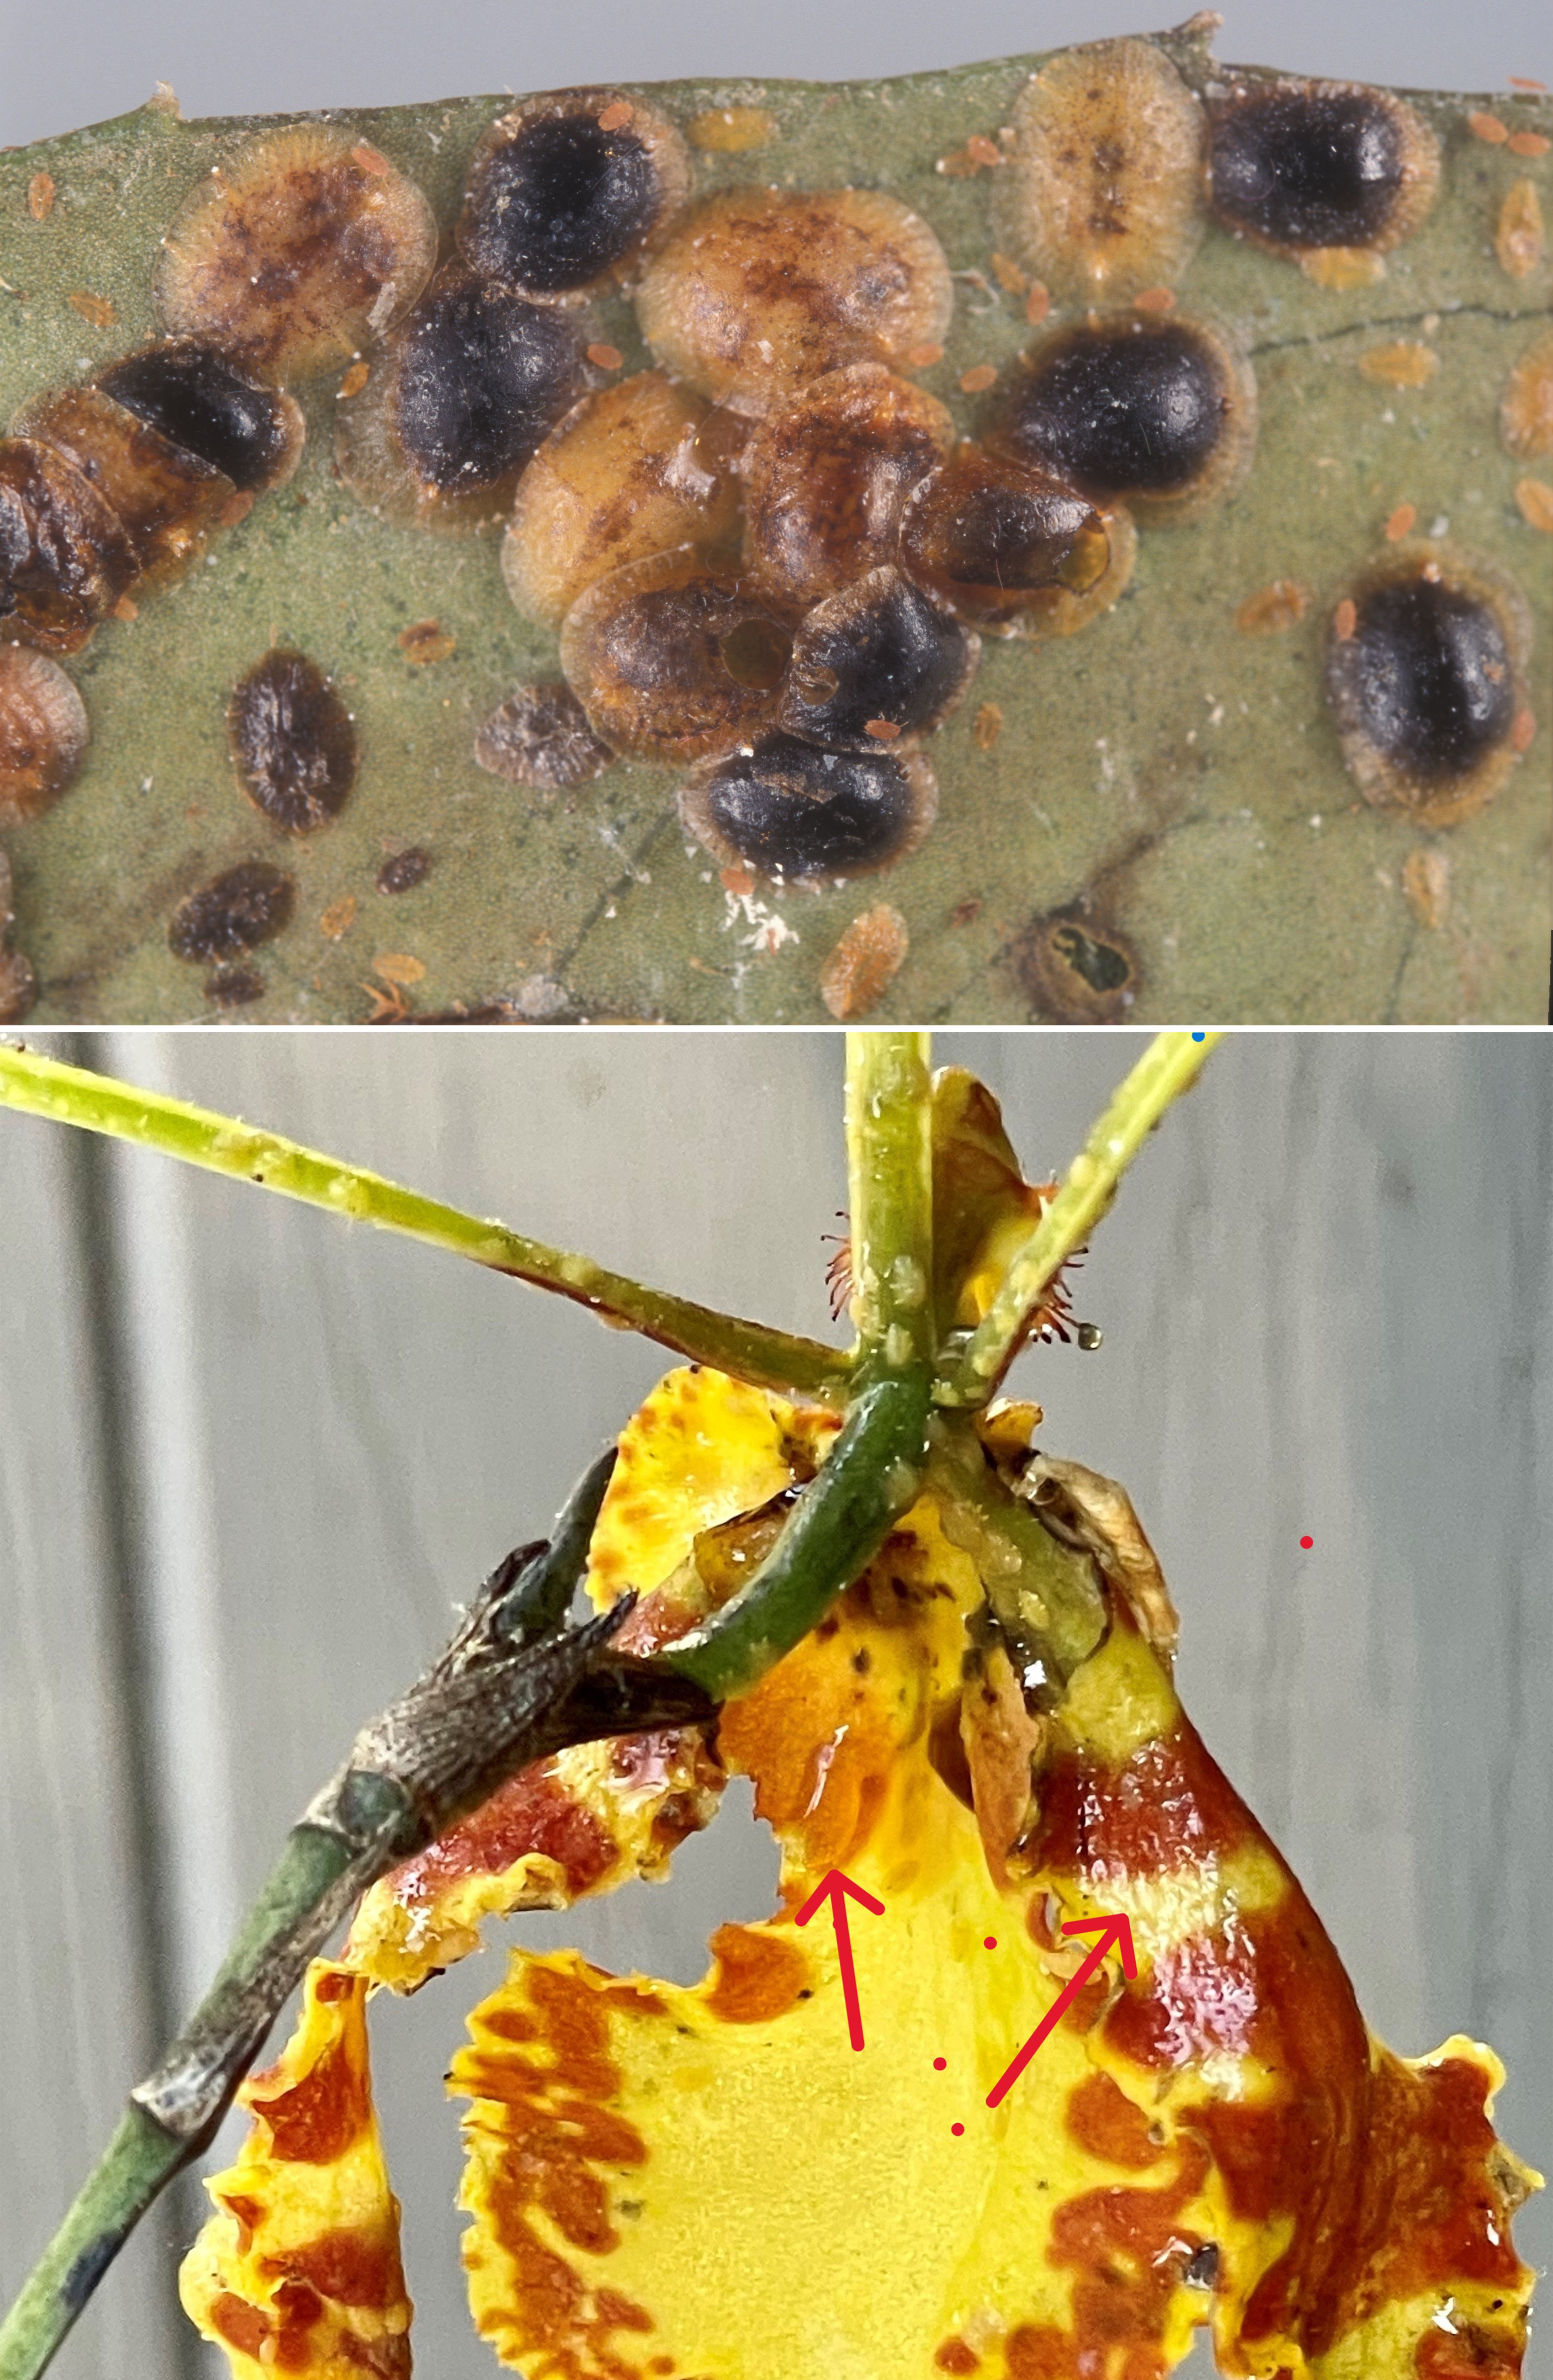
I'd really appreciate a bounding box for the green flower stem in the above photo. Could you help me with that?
[927,1416,1107,1689]
[934,1032,1223,1407]
[659,1032,937,1701]
[658,1372,932,1701]
[0,1460,715,2380]
[844,1030,937,1380]
[0,1047,850,1407]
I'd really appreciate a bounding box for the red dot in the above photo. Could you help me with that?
[933,2056,947,2070]
[983,1935,998,1949]
[1299,1535,1314,1549]
[951,2122,965,2136]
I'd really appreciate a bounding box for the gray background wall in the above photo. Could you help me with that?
[3,0,1550,152]
[1,1029,1550,2378]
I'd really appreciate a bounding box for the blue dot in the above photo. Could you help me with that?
[1191,1031,1205,1041]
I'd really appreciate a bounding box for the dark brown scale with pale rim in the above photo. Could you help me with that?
[1324,546,1533,828]
[991,313,1257,525]
[1208,78,1439,259]
[776,567,978,750]
[336,267,588,532]
[679,733,937,882]
[227,649,357,833]
[96,342,305,493]
[458,91,689,299]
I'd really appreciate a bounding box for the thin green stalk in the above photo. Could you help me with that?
[934,1032,1222,1407]
[844,1031,936,1380]
[658,1032,936,1699]
[0,1047,850,1407]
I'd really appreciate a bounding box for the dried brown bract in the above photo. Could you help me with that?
[996,39,1206,304]
[1324,545,1534,827]
[473,682,615,790]
[1013,907,1139,1022]
[992,312,1257,525]
[154,125,437,378]
[227,647,357,832]
[636,186,953,413]
[0,647,89,826]
[897,443,1124,632]
[457,90,689,300]
[167,860,297,962]
[335,267,587,532]
[559,547,796,764]
[740,364,955,606]
[502,372,740,628]
[0,437,137,652]
[1207,78,1438,259]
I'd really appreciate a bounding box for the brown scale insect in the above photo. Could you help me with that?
[1324,544,1534,828]
[227,649,357,833]
[740,364,956,607]
[167,861,297,962]
[990,312,1257,526]
[335,265,589,533]
[1207,77,1439,261]
[502,372,742,628]
[376,848,433,894]
[11,387,236,588]
[202,964,268,1008]
[635,186,953,413]
[559,547,797,766]
[896,443,1127,633]
[1012,907,1140,1023]
[775,566,978,750]
[678,732,938,883]
[473,683,615,790]
[457,90,689,301]
[154,125,437,379]
[0,846,36,1024]
[0,438,136,652]
[995,38,1207,304]
[0,647,89,827]
[96,342,305,495]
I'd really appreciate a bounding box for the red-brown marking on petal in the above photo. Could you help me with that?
[248,2006,370,2163]
[261,2228,407,2309]
[703,1922,811,2022]
[210,2294,271,2359]
[389,1759,617,1904]
[1025,1717,1261,1883]
[1065,2070,1167,2169]
[935,2342,982,2373]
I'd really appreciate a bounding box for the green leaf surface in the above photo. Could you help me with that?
[1,32,1548,1023]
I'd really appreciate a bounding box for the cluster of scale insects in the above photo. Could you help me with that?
[0,37,1545,1021]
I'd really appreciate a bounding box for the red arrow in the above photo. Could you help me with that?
[985,1912,1137,2108]
[794,1868,885,2050]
